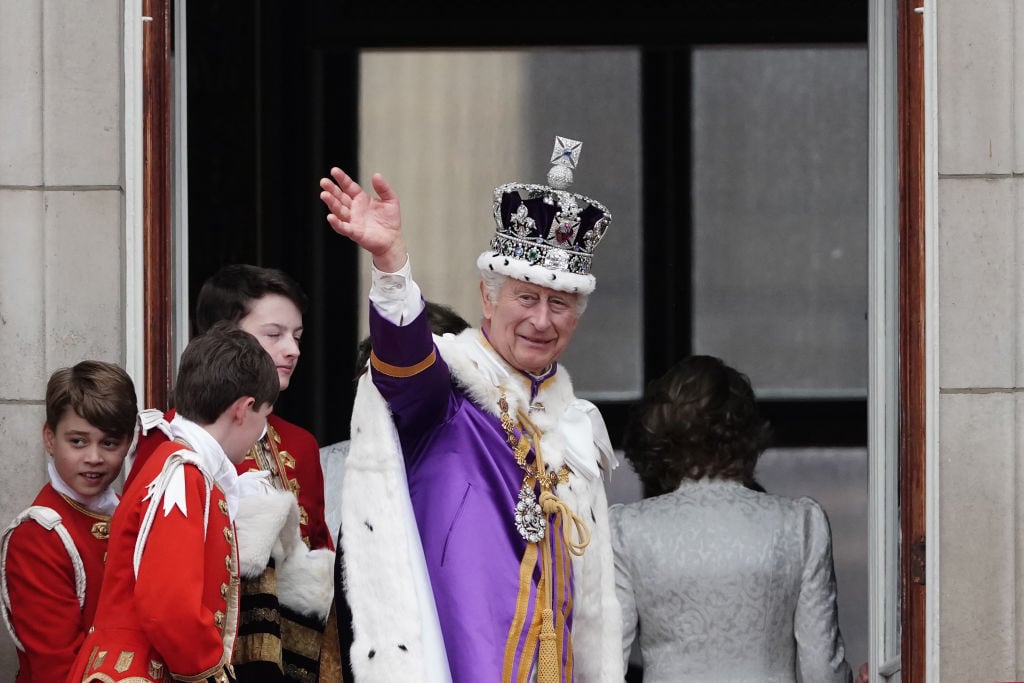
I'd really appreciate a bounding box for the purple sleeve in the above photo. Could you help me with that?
[368,303,455,448]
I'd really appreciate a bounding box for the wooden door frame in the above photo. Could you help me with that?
[141,0,173,409]
[897,0,926,680]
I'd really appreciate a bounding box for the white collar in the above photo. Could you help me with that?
[47,460,119,517]
[168,414,241,519]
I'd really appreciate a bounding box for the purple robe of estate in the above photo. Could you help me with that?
[368,304,576,681]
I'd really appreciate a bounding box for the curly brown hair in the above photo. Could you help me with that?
[624,355,772,498]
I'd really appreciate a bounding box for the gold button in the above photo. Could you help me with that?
[218,500,228,515]
[222,527,234,544]
[214,610,224,627]
[220,583,228,600]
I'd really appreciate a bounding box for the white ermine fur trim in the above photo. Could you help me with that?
[276,546,335,622]
[235,489,295,579]
[341,371,451,682]
[477,251,596,295]
[234,487,336,621]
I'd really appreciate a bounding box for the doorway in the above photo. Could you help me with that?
[179,0,879,678]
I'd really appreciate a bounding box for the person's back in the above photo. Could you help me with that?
[610,355,852,683]
[68,322,278,683]
[611,481,846,682]
[80,436,242,679]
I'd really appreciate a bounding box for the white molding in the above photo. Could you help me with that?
[922,0,941,680]
[173,0,189,367]
[867,0,901,680]
[123,0,145,404]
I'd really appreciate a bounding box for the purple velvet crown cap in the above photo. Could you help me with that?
[477,136,612,296]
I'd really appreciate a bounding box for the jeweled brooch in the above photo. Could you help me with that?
[514,482,546,543]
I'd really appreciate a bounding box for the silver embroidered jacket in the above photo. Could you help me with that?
[609,479,853,683]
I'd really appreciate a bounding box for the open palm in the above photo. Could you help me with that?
[320,168,406,270]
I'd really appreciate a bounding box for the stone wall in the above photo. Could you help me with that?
[0,0,126,674]
[935,0,1024,680]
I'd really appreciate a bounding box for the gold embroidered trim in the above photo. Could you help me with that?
[232,630,284,669]
[58,493,112,523]
[279,450,296,469]
[114,650,134,673]
[369,348,436,378]
[499,390,569,492]
[238,606,282,626]
[243,426,305,546]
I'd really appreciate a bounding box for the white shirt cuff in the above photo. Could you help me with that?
[369,255,425,326]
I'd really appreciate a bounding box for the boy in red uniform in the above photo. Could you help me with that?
[1,361,138,682]
[126,265,331,550]
[124,265,337,682]
[68,322,279,683]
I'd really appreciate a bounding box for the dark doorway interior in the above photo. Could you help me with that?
[186,0,867,448]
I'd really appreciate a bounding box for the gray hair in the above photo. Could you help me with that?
[478,268,589,317]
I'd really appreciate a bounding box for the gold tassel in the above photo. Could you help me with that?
[536,607,560,683]
[535,514,560,683]
[499,398,596,681]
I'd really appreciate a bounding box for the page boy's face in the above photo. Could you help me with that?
[238,294,303,391]
[225,400,275,465]
[44,409,129,498]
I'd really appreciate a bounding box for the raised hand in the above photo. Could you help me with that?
[319,167,408,273]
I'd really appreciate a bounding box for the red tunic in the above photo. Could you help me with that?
[68,440,239,682]
[3,485,112,683]
[127,410,332,551]
[237,414,332,550]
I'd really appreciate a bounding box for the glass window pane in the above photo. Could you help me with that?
[692,46,868,399]
[358,49,643,399]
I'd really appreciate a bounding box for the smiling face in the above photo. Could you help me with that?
[237,294,304,391]
[44,409,130,498]
[480,278,580,375]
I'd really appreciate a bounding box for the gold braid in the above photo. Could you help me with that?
[498,389,591,683]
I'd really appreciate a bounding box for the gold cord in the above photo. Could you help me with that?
[498,388,592,679]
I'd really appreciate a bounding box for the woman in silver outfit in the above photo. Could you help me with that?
[609,355,853,683]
